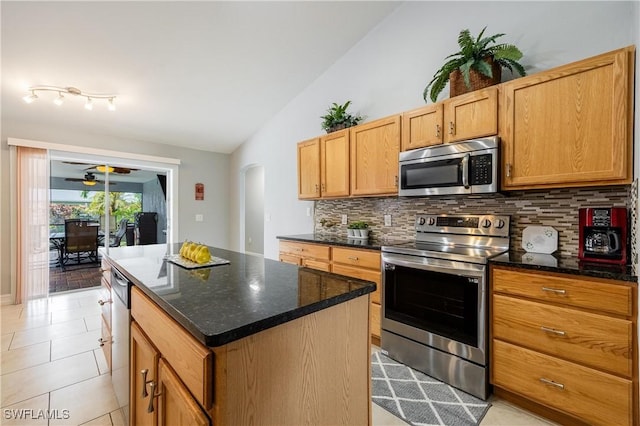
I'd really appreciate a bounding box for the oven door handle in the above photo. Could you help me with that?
[382,253,485,278]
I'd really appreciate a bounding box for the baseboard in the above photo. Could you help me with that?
[1,293,14,305]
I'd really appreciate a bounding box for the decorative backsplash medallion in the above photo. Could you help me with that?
[314,186,633,258]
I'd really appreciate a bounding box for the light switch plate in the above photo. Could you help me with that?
[341,214,347,225]
[195,214,204,222]
[384,214,392,226]
[306,207,312,217]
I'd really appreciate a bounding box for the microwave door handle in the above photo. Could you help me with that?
[461,154,470,188]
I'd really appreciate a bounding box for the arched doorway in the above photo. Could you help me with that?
[244,165,264,255]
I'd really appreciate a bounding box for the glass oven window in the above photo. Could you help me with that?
[401,158,462,189]
[385,264,478,346]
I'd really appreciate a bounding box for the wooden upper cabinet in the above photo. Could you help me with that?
[350,115,401,196]
[297,138,320,199]
[500,46,634,190]
[320,129,350,198]
[443,87,498,143]
[401,88,497,151]
[401,103,444,150]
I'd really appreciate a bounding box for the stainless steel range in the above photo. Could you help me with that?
[381,214,510,400]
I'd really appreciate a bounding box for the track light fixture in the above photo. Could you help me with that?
[22,86,117,111]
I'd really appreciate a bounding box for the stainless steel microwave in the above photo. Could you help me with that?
[398,136,499,196]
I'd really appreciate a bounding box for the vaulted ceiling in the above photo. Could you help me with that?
[1,1,400,154]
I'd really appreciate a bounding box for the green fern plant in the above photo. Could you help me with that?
[320,101,363,133]
[423,27,526,103]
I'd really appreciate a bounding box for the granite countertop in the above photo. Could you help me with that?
[103,244,375,347]
[277,233,407,250]
[490,250,637,283]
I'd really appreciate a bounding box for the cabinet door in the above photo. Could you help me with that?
[297,138,320,199]
[501,46,633,190]
[131,321,160,426]
[401,103,443,151]
[443,87,498,143]
[320,129,350,197]
[350,115,401,196]
[157,359,210,426]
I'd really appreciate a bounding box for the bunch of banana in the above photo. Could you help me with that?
[179,241,211,264]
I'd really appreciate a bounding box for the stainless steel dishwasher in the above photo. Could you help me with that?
[111,267,131,424]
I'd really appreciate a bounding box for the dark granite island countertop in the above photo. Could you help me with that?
[102,243,376,347]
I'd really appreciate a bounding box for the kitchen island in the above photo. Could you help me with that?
[102,244,375,426]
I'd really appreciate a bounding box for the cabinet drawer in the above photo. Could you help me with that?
[99,278,112,329]
[101,258,111,284]
[493,294,632,377]
[331,264,380,304]
[370,302,381,338]
[279,241,330,260]
[332,247,380,270]
[279,253,301,266]
[492,340,632,426]
[492,267,632,316]
[131,287,213,409]
[302,258,331,272]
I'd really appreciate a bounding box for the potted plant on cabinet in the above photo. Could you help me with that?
[347,221,369,239]
[423,27,526,103]
[320,101,364,133]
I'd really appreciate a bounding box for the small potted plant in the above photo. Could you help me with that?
[423,27,526,103]
[347,221,369,239]
[320,101,364,133]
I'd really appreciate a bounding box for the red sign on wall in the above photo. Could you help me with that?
[195,183,204,200]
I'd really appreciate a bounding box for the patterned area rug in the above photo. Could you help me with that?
[372,352,491,426]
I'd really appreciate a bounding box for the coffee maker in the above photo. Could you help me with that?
[578,207,628,265]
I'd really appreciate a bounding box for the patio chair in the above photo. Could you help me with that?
[103,218,128,247]
[61,220,99,269]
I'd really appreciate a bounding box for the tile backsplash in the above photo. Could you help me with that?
[314,185,634,258]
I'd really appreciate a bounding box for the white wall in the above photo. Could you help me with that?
[229,1,640,260]
[244,166,265,255]
[0,120,231,295]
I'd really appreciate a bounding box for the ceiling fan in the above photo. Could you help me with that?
[62,161,138,174]
[64,172,117,186]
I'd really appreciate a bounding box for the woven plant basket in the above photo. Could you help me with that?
[449,57,502,98]
[327,123,348,133]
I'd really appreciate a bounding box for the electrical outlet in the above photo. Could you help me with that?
[306,207,311,217]
[341,214,347,225]
[384,214,392,227]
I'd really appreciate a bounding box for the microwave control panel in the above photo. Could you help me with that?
[470,154,492,185]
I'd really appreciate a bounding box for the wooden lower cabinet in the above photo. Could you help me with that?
[131,281,371,426]
[491,265,637,425]
[157,359,210,426]
[279,240,382,342]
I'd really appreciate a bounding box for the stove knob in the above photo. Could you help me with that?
[495,219,506,229]
[417,217,426,225]
[481,219,492,228]
[427,217,436,226]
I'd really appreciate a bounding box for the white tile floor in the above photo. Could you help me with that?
[1,288,557,426]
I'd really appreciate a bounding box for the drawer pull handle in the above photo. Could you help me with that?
[348,256,359,261]
[98,337,111,347]
[539,377,564,390]
[540,326,566,336]
[147,381,163,413]
[541,287,566,295]
[97,299,112,306]
[141,369,153,398]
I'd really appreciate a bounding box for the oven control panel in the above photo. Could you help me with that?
[415,214,510,237]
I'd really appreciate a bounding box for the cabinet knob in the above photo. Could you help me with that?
[321,183,326,192]
[435,124,441,138]
[315,184,319,193]
[506,163,512,178]
[394,175,398,187]
[448,121,454,135]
